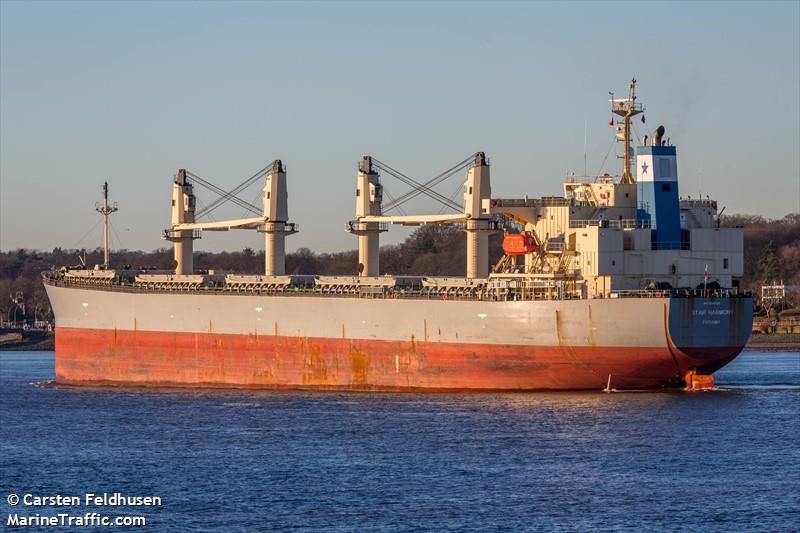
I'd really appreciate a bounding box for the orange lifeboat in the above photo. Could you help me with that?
[502,232,540,255]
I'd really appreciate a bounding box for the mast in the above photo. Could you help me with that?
[95,182,118,269]
[610,78,644,184]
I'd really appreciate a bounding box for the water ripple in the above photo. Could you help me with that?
[1,350,799,531]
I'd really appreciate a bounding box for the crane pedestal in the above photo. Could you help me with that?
[465,219,497,279]
[259,222,299,276]
[163,229,201,275]
[347,221,387,277]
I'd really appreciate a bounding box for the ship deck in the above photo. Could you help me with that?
[42,272,750,303]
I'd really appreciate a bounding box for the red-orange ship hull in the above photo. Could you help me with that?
[54,326,745,391]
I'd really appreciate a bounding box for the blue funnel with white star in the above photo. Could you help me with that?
[636,134,681,249]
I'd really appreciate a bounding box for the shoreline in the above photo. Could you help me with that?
[0,337,54,351]
[744,333,800,352]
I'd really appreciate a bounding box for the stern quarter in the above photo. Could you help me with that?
[668,295,753,375]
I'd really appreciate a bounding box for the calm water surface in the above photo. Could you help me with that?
[1,351,798,532]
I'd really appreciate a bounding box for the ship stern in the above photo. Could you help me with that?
[668,295,753,376]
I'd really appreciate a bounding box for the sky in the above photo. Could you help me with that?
[1,1,798,254]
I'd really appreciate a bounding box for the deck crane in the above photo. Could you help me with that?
[163,160,297,276]
[345,151,577,279]
[347,152,501,278]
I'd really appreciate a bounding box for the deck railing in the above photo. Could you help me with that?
[43,272,751,302]
[569,219,650,229]
[610,288,745,299]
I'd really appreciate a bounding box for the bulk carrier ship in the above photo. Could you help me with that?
[44,81,752,391]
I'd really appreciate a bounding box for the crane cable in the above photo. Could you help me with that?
[378,156,472,212]
[194,165,268,217]
[375,160,461,212]
[188,169,265,218]
[189,170,263,217]
[381,188,408,216]
[438,180,465,214]
[378,153,475,212]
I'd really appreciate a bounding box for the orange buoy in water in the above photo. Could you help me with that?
[502,232,540,255]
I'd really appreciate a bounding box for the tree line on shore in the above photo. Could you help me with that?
[1,213,798,324]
